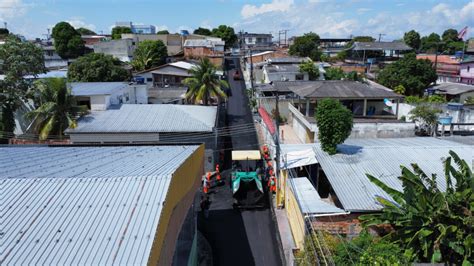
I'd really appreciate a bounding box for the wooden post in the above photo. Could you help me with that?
[395,98,400,119]
[305,99,310,117]
[363,99,367,117]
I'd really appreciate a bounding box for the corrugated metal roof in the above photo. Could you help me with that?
[289,177,345,215]
[69,82,128,96]
[0,145,199,265]
[184,39,224,47]
[313,137,473,212]
[432,82,474,95]
[170,61,196,70]
[65,104,217,134]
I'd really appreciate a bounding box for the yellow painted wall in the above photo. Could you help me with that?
[286,186,306,250]
[147,145,205,266]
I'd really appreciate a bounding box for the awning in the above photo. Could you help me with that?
[232,150,261,160]
[281,147,317,169]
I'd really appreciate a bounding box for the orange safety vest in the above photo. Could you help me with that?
[216,164,220,173]
[268,176,277,192]
[203,179,209,194]
[217,173,221,181]
[206,172,211,181]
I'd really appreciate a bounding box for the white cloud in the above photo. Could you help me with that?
[66,17,96,31]
[0,0,29,21]
[237,1,474,40]
[357,8,371,14]
[155,25,168,31]
[241,0,293,19]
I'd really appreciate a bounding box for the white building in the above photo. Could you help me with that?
[70,82,147,111]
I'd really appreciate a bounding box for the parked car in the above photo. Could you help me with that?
[233,70,241,80]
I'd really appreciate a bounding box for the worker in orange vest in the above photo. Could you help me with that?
[203,178,209,194]
[216,164,222,184]
[206,172,211,182]
[268,175,277,193]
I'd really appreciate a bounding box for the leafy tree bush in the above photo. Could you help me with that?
[156,30,169,34]
[333,230,407,265]
[377,53,437,96]
[315,98,353,155]
[51,21,85,59]
[68,53,130,82]
[76,27,96,35]
[420,32,442,53]
[409,104,441,136]
[427,94,446,103]
[360,151,473,264]
[404,30,421,50]
[289,32,321,61]
[324,67,345,80]
[26,78,88,140]
[0,28,9,38]
[464,96,474,105]
[393,84,406,95]
[0,35,46,143]
[211,25,237,49]
[131,40,168,71]
[345,71,365,82]
[193,27,212,36]
[299,60,319,80]
[111,26,132,39]
[442,28,460,43]
[405,95,422,104]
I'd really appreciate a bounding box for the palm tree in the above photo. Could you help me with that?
[26,78,88,140]
[182,58,228,105]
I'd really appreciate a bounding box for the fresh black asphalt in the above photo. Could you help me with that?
[197,58,282,266]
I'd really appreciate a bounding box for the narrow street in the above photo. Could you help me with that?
[197,58,282,266]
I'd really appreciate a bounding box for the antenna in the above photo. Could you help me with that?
[378,33,386,42]
[3,22,6,29]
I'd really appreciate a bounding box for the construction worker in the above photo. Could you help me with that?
[206,172,211,182]
[215,164,222,185]
[203,178,209,194]
[268,175,277,194]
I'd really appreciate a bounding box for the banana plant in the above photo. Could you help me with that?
[360,151,473,265]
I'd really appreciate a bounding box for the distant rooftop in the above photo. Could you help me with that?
[65,104,217,134]
[69,82,128,96]
[350,41,412,51]
[273,80,402,99]
[433,82,474,95]
[267,57,310,64]
[184,39,225,48]
[0,145,200,265]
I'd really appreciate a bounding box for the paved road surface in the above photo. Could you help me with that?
[197,59,282,266]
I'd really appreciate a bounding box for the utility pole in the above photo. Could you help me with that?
[278,30,289,47]
[433,41,445,85]
[274,92,281,206]
[378,33,386,42]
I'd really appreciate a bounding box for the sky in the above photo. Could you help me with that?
[1,0,473,40]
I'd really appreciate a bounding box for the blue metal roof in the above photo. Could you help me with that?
[313,137,473,212]
[0,145,199,265]
[65,104,217,134]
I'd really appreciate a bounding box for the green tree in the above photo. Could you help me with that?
[393,84,406,95]
[68,53,130,82]
[0,28,9,39]
[345,71,364,82]
[0,35,46,143]
[156,30,169,34]
[377,53,437,95]
[421,32,442,53]
[442,28,460,43]
[26,78,88,140]
[193,27,212,36]
[409,104,441,136]
[427,94,446,103]
[315,98,353,155]
[211,25,237,49]
[299,60,319,80]
[446,41,465,54]
[76,27,96,35]
[182,58,228,105]
[289,32,321,61]
[324,67,345,80]
[131,40,168,71]
[111,26,132,40]
[404,30,421,50]
[51,21,85,59]
[360,151,473,264]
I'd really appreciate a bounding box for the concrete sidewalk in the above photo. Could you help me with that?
[274,197,296,266]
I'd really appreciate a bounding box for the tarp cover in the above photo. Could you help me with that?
[281,148,317,169]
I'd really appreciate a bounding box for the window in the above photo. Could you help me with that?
[295,74,304,80]
[147,78,152,82]
[468,66,471,72]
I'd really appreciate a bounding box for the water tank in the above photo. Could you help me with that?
[438,116,453,125]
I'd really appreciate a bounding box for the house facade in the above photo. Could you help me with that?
[417,55,461,83]
[93,39,136,62]
[460,59,474,85]
[240,32,273,48]
[70,82,147,111]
